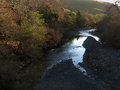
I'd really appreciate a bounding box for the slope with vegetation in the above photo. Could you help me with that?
[0,0,104,90]
[62,0,111,14]
[82,5,120,90]
[97,4,120,48]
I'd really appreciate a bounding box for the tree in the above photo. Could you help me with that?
[76,11,82,27]
[97,4,120,48]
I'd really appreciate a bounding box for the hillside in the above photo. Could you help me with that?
[0,0,104,90]
[62,0,111,14]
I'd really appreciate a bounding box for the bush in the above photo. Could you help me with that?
[76,11,101,27]
[64,10,77,28]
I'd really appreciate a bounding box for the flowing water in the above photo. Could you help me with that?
[46,29,100,75]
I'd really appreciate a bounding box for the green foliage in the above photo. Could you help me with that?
[95,13,105,23]
[64,10,102,28]
[45,11,60,27]
[64,10,77,27]
[25,11,45,26]
[50,12,59,21]
[32,11,45,26]
[48,11,60,27]
[18,11,47,58]
[20,11,46,43]
[76,11,98,27]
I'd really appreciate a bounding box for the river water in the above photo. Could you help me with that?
[46,29,100,75]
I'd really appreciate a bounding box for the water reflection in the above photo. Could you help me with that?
[46,29,100,75]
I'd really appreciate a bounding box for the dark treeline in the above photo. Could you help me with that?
[97,4,120,48]
[0,0,104,90]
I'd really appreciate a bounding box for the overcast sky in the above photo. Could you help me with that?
[96,0,116,3]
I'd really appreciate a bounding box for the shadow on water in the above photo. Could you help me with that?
[67,35,86,43]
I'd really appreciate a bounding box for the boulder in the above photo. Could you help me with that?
[83,36,101,52]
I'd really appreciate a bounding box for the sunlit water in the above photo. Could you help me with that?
[46,29,100,75]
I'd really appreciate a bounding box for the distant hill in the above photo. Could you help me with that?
[62,0,112,14]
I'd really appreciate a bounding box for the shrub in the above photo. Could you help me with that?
[64,10,77,28]
[76,11,99,27]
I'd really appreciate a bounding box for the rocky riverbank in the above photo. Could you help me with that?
[82,47,120,90]
[34,29,114,90]
[34,59,110,90]
[81,33,120,90]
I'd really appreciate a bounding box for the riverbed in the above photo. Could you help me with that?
[34,28,109,90]
[45,29,100,75]
[34,28,120,90]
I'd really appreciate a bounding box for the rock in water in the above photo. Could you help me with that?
[83,36,101,52]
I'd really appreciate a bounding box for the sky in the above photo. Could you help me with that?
[96,0,116,3]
